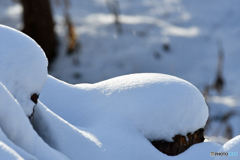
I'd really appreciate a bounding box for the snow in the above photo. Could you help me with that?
[172,142,221,160]
[0,141,23,160]
[1,0,240,159]
[215,135,240,160]
[40,73,208,141]
[36,82,214,160]
[32,101,103,160]
[0,25,48,116]
[32,100,218,160]
[221,135,240,152]
[0,82,68,160]
[0,24,209,159]
[0,127,37,160]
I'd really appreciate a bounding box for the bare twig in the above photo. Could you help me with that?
[106,0,122,34]
[213,40,224,93]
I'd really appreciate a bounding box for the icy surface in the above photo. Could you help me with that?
[40,73,208,141]
[0,25,47,116]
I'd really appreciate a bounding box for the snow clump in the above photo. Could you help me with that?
[0,24,48,116]
[40,73,209,142]
[215,135,240,160]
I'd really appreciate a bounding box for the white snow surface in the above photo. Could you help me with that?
[220,135,240,152]
[32,101,104,160]
[40,73,208,141]
[0,24,48,116]
[0,82,69,160]
[0,73,220,160]
[32,100,220,160]
[1,0,240,143]
[215,135,240,160]
[175,142,221,160]
[0,141,23,160]
[1,1,240,158]
[0,127,37,160]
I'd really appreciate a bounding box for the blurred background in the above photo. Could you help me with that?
[1,0,240,144]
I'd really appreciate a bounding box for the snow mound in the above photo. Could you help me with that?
[170,142,221,160]
[33,96,213,160]
[0,127,37,160]
[40,73,208,141]
[0,25,48,116]
[0,141,23,160]
[221,135,240,152]
[0,82,69,160]
[32,102,104,160]
[215,135,240,160]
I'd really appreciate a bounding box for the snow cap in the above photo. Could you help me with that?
[93,73,209,141]
[0,25,48,116]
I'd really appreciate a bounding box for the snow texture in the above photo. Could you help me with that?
[33,99,217,160]
[1,0,240,144]
[0,82,69,160]
[0,127,37,160]
[40,73,208,142]
[221,135,240,152]
[215,135,240,160]
[32,101,103,160]
[36,87,215,160]
[173,142,222,160]
[0,24,48,116]
[0,141,23,160]
[0,23,228,159]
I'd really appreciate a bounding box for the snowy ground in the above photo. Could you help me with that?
[0,0,240,159]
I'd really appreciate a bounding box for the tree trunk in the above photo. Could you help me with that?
[151,128,205,156]
[20,0,57,68]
